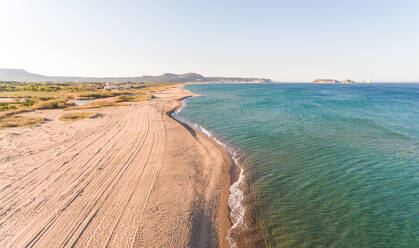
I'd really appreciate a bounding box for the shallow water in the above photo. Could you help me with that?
[177,83,419,247]
[69,99,93,106]
[0,97,15,102]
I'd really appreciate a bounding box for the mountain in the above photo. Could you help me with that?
[0,69,47,82]
[0,69,271,83]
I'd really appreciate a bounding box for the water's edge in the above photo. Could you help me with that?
[170,95,250,247]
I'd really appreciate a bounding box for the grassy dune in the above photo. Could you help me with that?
[117,93,152,102]
[69,98,119,109]
[59,112,100,121]
[0,116,46,129]
[0,100,75,119]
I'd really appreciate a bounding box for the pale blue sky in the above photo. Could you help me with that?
[1,0,418,81]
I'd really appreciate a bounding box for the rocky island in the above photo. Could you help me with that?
[312,79,354,84]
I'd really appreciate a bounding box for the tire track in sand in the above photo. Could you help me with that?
[23,106,152,248]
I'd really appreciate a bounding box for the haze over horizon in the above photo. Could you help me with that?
[1,0,418,82]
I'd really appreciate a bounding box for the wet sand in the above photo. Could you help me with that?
[0,86,231,247]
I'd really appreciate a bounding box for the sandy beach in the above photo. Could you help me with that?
[0,86,231,247]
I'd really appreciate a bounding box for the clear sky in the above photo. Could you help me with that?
[1,0,418,82]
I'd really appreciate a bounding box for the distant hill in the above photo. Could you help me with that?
[0,69,271,83]
[0,69,47,82]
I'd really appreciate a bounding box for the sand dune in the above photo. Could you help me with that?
[0,86,231,248]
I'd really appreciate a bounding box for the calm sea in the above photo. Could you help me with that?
[176,83,419,248]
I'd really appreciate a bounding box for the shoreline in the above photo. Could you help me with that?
[174,84,271,248]
[168,88,233,247]
[171,86,251,247]
[0,85,232,247]
[170,93,242,247]
[171,101,244,247]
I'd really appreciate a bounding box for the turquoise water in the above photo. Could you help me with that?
[176,83,419,248]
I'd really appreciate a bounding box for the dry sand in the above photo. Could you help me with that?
[0,86,231,248]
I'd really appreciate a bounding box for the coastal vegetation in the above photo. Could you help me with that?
[59,112,100,121]
[118,92,152,101]
[0,81,176,128]
[0,115,46,129]
[0,99,74,119]
[66,98,120,110]
[66,92,153,110]
[31,99,69,109]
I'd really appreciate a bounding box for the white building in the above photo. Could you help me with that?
[104,82,117,89]
[104,82,131,89]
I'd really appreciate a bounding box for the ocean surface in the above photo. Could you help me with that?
[176,83,419,248]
